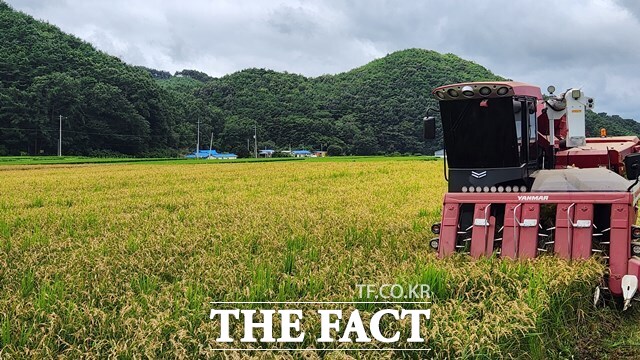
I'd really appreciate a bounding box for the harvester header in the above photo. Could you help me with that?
[424,81,640,310]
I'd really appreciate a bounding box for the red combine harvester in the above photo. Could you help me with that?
[423,81,640,309]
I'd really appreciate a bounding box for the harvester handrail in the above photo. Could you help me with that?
[513,203,522,256]
[566,203,576,258]
[566,203,577,227]
[483,204,491,232]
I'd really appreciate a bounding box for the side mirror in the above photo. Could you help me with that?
[624,153,640,180]
[423,116,436,139]
[513,100,522,113]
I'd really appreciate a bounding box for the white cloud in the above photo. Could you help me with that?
[6,0,640,119]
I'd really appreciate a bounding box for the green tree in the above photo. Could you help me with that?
[327,144,343,156]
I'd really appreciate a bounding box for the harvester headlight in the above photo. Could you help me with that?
[429,238,439,250]
[479,86,491,96]
[462,186,468,193]
[633,244,640,256]
[571,89,581,99]
[431,223,441,234]
[483,186,489,192]
[462,85,474,97]
[476,186,482,193]
[632,226,640,239]
[490,186,497,192]
[497,86,509,96]
[447,88,459,97]
[435,91,445,100]
[497,186,504,192]
[469,186,475,192]
[520,186,527,192]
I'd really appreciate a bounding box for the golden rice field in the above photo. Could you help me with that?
[0,157,632,359]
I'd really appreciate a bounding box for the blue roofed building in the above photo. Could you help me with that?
[185,149,237,159]
[259,149,275,158]
[291,150,312,157]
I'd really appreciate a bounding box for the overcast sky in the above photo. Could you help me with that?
[6,0,640,120]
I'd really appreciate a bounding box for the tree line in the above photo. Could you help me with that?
[1,2,637,157]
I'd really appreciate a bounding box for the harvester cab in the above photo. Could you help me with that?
[425,81,640,309]
[427,82,543,192]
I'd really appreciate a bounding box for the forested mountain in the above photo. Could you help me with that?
[586,111,640,137]
[0,2,195,156]
[190,50,502,157]
[1,1,639,157]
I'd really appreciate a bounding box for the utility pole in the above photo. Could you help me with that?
[196,118,200,159]
[209,132,214,157]
[58,115,63,157]
[253,122,258,158]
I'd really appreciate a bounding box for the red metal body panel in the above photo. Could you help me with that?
[438,191,638,296]
[470,203,493,258]
[502,204,522,259]
[519,204,540,258]
[609,203,631,295]
[572,204,594,259]
[443,192,634,205]
[588,136,640,146]
[554,137,638,170]
[555,137,638,169]
[439,203,460,257]
[555,149,617,169]
[628,258,640,284]
[555,204,574,259]
[487,216,496,255]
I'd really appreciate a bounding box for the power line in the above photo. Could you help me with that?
[0,126,148,139]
